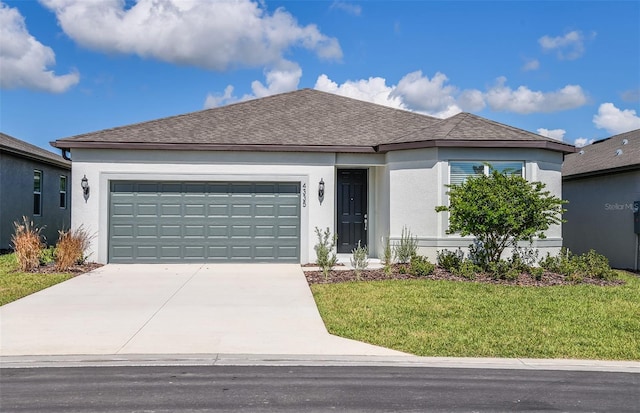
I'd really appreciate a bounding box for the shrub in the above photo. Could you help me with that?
[454,260,479,280]
[530,266,545,281]
[40,246,56,265]
[11,216,45,272]
[409,255,435,277]
[509,243,539,272]
[55,226,92,271]
[395,226,418,264]
[487,260,519,280]
[539,248,616,281]
[382,236,393,276]
[350,241,369,280]
[435,167,565,266]
[314,227,338,279]
[436,248,464,272]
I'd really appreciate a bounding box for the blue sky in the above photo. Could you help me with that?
[1,0,639,153]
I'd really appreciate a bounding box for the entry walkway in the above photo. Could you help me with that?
[0,264,405,356]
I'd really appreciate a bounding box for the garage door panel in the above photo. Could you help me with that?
[109,181,300,262]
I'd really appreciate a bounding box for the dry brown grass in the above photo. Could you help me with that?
[55,226,92,271]
[11,216,45,272]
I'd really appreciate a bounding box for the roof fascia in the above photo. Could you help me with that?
[51,141,378,154]
[0,145,71,169]
[562,164,640,181]
[377,139,577,154]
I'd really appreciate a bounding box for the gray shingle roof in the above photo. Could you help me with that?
[562,129,640,178]
[1,132,70,168]
[52,89,575,153]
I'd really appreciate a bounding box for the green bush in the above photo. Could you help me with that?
[39,246,56,265]
[453,260,479,280]
[394,226,418,264]
[314,227,338,279]
[539,248,617,281]
[436,248,464,272]
[529,266,544,281]
[409,255,435,277]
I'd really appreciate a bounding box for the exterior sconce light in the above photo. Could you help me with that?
[81,175,90,199]
[318,178,325,203]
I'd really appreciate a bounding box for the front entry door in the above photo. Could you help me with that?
[337,169,368,253]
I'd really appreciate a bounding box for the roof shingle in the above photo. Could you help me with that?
[1,132,70,168]
[562,129,640,178]
[52,89,575,154]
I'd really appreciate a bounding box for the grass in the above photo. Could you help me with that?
[311,271,640,360]
[0,253,74,306]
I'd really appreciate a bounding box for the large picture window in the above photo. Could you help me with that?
[450,161,523,185]
[33,170,42,216]
[59,175,67,209]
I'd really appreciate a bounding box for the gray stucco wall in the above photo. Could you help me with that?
[563,170,640,270]
[0,152,71,250]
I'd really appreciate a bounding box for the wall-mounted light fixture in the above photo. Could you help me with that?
[81,175,90,200]
[318,178,325,203]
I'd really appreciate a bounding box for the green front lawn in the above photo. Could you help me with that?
[311,272,640,360]
[0,254,74,306]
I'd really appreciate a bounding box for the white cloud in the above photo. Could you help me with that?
[330,1,362,16]
[204,63,302,109]
[537,128,566,141]
[391,71,460,115]
[40,0,342,71]
[593,103,640,134]
[538,30,593,60]
[522,58,540,71]
[485,77,587,114]
[574,137,595,147]
[0,2,79,93]
[314,74,406,110]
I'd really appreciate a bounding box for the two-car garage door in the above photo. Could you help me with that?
[109,181,300,263]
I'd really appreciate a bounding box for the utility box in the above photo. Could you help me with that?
[634,201,640,234]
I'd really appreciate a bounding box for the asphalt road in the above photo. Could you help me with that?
[1,366,638,412]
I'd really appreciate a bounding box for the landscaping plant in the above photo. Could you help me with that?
[436,248,464,272]
[55,226,92,271]
[350,241,369,280]
[314,227,338,279]
[394,226,418,264]
[409,255,435,276]
[11,216,45,272]
[436,166,565,269]
[382,236,393,275]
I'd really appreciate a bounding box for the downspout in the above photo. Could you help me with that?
[61,149,71,161]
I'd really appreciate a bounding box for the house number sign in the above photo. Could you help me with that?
[302,183,307,207]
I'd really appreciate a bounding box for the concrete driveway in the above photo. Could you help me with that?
[0,264,405,357]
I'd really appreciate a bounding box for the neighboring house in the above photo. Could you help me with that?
[562,129,640,270]
[51,89,574,264]
[1,132,72,250]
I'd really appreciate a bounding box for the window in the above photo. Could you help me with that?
[59,176,67,209]
[450,161,524,185]
[33,170,42,216]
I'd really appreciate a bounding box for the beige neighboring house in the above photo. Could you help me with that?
[0,132,72,250]
[51,89,574,264]
[562,129,640,270]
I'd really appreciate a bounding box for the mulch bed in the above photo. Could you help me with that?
[28,262,104,275]
[304,264,625,287]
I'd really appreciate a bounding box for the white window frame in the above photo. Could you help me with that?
[34,170,42,216]
[59,175,67,209]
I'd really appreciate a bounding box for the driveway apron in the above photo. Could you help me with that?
[0,264,404,356]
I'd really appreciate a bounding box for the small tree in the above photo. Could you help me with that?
[435,167,565,268]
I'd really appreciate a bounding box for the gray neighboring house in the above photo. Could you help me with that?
[0,132,72,250]
[562,129,640,270]
[51,89,574,265]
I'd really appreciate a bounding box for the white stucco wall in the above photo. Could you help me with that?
[71,146,564,264]
[386,147,564,261]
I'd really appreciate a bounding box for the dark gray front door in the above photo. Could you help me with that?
[109,181,300,263]
[337,169,367,253]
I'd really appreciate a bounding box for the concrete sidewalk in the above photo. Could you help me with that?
[0,264,405,357]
